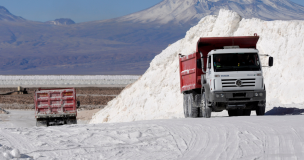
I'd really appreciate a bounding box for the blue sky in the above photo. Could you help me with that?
[1,0,304,23]
[1,0,162,23]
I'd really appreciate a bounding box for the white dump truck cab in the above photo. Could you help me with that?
[202,48,272,116]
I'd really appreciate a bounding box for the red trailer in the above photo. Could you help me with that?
[34,88,79,127]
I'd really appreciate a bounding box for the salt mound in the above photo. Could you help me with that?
[11,149,20,158]
[90,9,304,124]
[0,146,21,159]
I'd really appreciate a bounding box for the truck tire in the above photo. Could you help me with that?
[201,92,211,118]
[187,93,199,118]
[228,109,243,116]
[228,110,237,116]
[36,119,48,127]
[256,106,265,116]
[243,109,251,116]
[66,117,77,124]
[183,94,189,118]
[194,94,202,108]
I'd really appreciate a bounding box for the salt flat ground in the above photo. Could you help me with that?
[0,110,35,128]
[0,110,89,128]
[0,113,304,159]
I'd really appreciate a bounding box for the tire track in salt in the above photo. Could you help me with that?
[154,119,208,159]
[1,115,304,159]
[158,119,232,160]
[158,116,304,160]
[0,128,36,153]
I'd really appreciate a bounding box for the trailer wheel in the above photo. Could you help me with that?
[187,93,199,118]
[183,94,189,118]
[201,93,211,118]
[256,106,265,116]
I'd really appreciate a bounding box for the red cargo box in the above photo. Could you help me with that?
[34,88,77,118]
[179,52,203,92]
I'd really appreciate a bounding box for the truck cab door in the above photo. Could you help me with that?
[206,55,212,91]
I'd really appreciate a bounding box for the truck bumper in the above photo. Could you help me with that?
[210,90,266,102]
[36,113,76,119]
[209,90,266,110]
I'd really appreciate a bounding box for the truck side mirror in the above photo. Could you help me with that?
[197,59,202,69]
[269,57,273,67]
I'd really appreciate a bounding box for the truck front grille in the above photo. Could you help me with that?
[222,78,255,88]
[229,98,251,101]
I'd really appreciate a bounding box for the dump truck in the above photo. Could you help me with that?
[179,34,273,118]
[34,88,79,126]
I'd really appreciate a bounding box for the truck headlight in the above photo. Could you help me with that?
[259,93,263,96]
[216,94,219,98]
[255,93,259,97]
[220,94,225,98]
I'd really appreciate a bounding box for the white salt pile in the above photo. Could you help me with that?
[90,9,304,124]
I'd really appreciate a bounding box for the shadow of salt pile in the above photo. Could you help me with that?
[265,107,304,115]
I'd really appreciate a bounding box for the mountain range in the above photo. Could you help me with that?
[46,18,75,25]
[0,0,304,75]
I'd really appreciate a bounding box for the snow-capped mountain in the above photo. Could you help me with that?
[1,0,304,75]
[46,18,76,25]
[120,0,304,24]
[0,6,25,22]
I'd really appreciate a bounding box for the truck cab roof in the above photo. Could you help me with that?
[210,48,259,54]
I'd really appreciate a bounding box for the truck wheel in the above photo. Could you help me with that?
[66,117,77,124]
[187,93,199,118]
[256,106,265,116]
[228,109,244,116]
[36,119,48,127]
[243,109,251,116]
[201,93,211,118]
[183,94,189,118]
[228,110,237,116]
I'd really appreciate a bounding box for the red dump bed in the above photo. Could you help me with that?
[179,35,259,93]
[34,88,77,118]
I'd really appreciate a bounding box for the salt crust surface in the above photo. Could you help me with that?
[0,75,140,86]
[90,9,304,124]
[0,75,140,80]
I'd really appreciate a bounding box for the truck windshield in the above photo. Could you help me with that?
[213,53,261,72]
